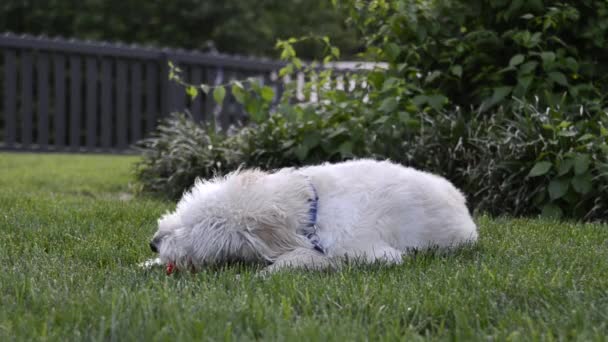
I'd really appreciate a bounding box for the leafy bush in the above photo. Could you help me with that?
[135,103,608,221]
[396,103,608,221]
[134,114,244,199]
[343,0,608,111]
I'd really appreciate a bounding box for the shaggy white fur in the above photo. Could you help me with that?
[147,159,478,273]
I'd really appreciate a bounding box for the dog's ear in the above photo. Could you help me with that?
[216,169,313,262]
[239,211,310,262]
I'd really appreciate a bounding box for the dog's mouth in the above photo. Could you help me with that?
[165,258,196,275]
[166,262,175,275]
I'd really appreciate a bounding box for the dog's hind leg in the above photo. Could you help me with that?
[263,247,333,273]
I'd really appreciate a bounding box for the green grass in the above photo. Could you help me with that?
[1,153,607,341]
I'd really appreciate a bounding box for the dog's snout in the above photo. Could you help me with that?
[149,239,159,253]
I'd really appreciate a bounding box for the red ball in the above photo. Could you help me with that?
[166,262,175,275]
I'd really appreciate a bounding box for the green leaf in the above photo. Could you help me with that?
[574,154,591,175]
[517,75,533,91]
[231,83,247,104]
[483,86,512,110]
[384,43,401,62]
[382,77,401,91]
[519,61,538,75]
[261,86,275,102]
[213,86,226,105]
[425,71,442,84]
[509,54,525,67]
[368,72,385,89]
[558,159,574,176]
[302,131,321,150]
[577,133,595,142]
[426,94,447,111]
[492,86,512,102]
[294,144,309,161]
[279,64,294,77]
[571,174,592,194]
[541,51,556,66]
[337,141,353,156]
[200,84,211,94]
[548,72,568,86]
[548,178,569,200]
[330,47,340,59]
[564,57,579,72]
[373,116,389,125]
[412,95,427,107]
[246,100,264,122]
[541,203,563,219]
[529,32,542,47]
[379,97,399,113]
[528,161,552,177]
[186,85,198,100]
[557,130,576,137]
[450,65,463,78]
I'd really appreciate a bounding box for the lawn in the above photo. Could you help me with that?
[0,153,607,341]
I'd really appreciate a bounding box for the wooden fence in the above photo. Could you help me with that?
[0,33,292,152]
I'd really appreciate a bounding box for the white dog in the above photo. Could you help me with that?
[147,159,478,273]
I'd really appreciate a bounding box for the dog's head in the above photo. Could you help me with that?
[148,169,313,271]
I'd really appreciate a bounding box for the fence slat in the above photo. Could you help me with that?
[21,52,33,146]
[85,57,98,150]
[173,70,186,113]
[53,55,66,149]
[131,62,142,143]
[160,57,169,118]
[3,50,16,148]
[116,60,128,149]
[205,67,221,129]
[145,62,158,133]
[101,58,113,149]
[69,56,81,151]
[37,53,50,150]
[190,67,203,122]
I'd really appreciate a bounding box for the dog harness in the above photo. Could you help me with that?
[306,182,325,255]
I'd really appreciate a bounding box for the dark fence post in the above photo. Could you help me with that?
[3,50,17,148]
[130,62,142,144]
[145,62,158,134]
[53,54,66,150]
[21,51,33,147]
[69,55,81,151]
[160,51,170,119]
[116,59,128,150]
[37,53,50,150]
[85,56,98,150]
[100,58,113,150]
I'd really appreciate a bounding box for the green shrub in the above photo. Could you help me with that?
[343,0,608,111]
[135,103,608,221]
[134,113,244,199]
[395,103,608,221]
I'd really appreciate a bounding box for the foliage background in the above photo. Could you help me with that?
[136,0,608,222]
[0,0,360,59]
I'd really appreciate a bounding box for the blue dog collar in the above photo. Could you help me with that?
[306,182,325,254]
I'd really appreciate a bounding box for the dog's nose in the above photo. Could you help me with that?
[149,240,158,253]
